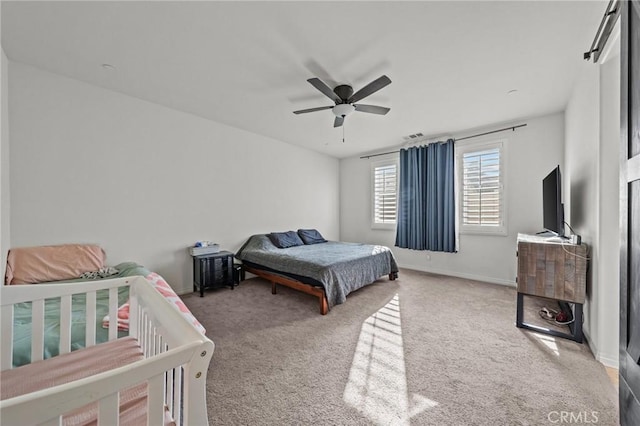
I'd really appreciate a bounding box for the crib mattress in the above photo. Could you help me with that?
[10,261,150,367]
[1,336,175,426]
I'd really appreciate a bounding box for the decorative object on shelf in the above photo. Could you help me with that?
[189,241,220,256]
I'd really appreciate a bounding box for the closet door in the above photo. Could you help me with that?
[620,1,640,424]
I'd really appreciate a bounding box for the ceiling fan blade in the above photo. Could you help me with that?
[307,78,341,103]
[354,104,390,115]
[348,75,392,104]
[293,105,334,114]
[334,116,344,128]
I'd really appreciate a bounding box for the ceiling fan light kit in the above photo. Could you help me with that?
[293,75,392,129]
[333,104,355,117]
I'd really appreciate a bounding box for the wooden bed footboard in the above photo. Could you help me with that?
[244,266,399,315]
[244,265,329,315]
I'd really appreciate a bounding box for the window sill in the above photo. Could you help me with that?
[460,227,507,236]
[371,223,396,231]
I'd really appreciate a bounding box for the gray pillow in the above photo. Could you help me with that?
[268,231,304,248]
[297,229,327,245]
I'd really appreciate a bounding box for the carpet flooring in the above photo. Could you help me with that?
[182,268,618,425]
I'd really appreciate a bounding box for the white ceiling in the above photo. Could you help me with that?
[1,1,605,158]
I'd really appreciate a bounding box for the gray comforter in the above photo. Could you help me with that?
[236,234,399,309]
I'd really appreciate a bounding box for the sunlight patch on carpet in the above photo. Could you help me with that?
[535,333,560,356]
[343,294,438,425]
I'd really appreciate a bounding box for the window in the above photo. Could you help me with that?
[371,160,398,229]
[457,140,506,235]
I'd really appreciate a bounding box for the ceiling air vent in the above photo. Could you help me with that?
[402,132,424,142]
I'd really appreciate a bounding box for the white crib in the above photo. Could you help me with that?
[0,276,214,425]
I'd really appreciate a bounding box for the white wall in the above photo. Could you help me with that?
[1,48,10,282]
[340,112,565,285]
[565,61,600,357]
[8,61,340,294]
[598,48,620,367]
[564,32,620,367]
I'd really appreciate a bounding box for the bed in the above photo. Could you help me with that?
[236,232,399,314]
[1,245,214,425]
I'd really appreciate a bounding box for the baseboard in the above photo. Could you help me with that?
[597,354,619,369]
[583,329,619,368]
[176,288,191,296]
[398,263,516,287]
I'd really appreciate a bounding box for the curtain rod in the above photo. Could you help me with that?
[583,0,620,63]
[359,123,527,159]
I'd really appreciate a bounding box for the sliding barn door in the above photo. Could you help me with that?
[620,1,640,424]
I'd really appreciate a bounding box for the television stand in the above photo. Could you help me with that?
[515,233,587,343]
[535,230,570,239]
[516,294,583,343]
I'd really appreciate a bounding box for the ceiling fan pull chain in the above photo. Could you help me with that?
[343,121,345,143]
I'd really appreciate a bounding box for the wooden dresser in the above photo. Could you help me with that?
[515,233,588,342]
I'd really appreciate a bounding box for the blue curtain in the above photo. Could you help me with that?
[395,140,456,252]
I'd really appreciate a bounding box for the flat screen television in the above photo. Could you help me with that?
[542,165,565,237]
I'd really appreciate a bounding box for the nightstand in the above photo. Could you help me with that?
[192,250,235,296]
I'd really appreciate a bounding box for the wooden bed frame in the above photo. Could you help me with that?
[244,265,398,315]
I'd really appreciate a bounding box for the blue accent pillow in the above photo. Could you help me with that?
[267,231,304,248]
[297,229,327,245]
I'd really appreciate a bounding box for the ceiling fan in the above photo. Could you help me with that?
[293,75,391,128]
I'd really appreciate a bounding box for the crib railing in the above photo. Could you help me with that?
[1,278,129,368]
[0,276,214,426]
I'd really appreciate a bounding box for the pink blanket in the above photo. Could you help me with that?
[103,272,206,335]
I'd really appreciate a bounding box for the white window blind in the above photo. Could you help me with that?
[461,147,503,229]
[372,163,397,226]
